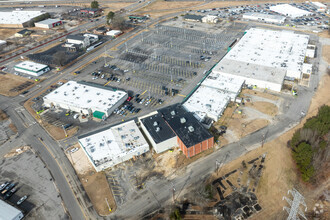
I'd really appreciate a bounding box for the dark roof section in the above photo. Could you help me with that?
[140,113,176,144]
[66,35,85,41]
[159,104,213,148]
[17,29,31,35]
[183,14,203,21]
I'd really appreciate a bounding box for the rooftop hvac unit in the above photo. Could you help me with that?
[188,126,194,132]
[155,127,160,132]
[54,91,58,94]
[180,117,186,123]
[170,111,176,116]
[87,100,91,103]
[90,146,95,152]
[100,143,104,147]
[121,135,126,139]
[107,140,112,144]
[85,89,89,92]
[118,127,122,131]
[86,138,91,142]
[153,121,158,126]
[97,92,100,95]
[130,129,135,132]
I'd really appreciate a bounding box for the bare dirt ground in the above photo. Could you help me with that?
[66,144,117,215]
[322,45,330,64]
[0,28,20,40]
[4,146,31,158]
[0,74,36,97]
[211,73,330,220]
[0,109,9,121]
[241,89,279,101]
[102,3,135,13]
[245,101,278,116]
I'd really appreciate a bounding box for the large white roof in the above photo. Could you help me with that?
[183,86,230,121]
[270,4,312,18]
[15,61,48,72]
[44,81,127,114]
[202,72,244,95]
[243,12,286,23]
[0,11,46,25]
[79,120,149,168]
[219,28,309,78]
[0,200,22,220]
[35,18,61,25]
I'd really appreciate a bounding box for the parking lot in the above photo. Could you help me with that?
[0,148,68,219]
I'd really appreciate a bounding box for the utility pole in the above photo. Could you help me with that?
[283,188,307,220]
[105,198,112,212]
[215,159,221,175]
[171,182,176,203]
[189,54,192,66]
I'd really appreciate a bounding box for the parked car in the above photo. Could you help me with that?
[0,182,9,191]
[4,188,17,200]
[17,195,28,205]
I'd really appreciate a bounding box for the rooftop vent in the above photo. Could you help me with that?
[170,110,176,116]
[155,127,160,132]
[180,117,186,123]
[153,121,158,126]
[188,126,194,132]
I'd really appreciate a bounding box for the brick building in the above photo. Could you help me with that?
[158,104,214,158]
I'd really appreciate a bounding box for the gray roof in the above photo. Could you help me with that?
[66,35,85,41]
[0,200,23,220]
[184,14,203,21]
[36,18,61,25]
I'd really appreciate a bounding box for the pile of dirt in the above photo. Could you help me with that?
[4,146,31,158]
[0,109,8,121]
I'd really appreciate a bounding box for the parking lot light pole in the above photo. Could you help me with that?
[62,125,68,138]
[104,46,107,66]
[105,198,111,212]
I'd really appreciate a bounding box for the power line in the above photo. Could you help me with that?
[283,188,307,220]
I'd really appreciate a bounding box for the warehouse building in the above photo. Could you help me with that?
[106,30,122,38]
[66,35,90,49]
[14,61,50,76]
[35,19,62,29]
[311,2,327,12]
[306,44,316,58]
[183,86,231,122]
[43,81,127,118]
[0,200,24,220]
[0,11,46,28]
[270,4,311,18]
[242,12,286,24]
[78,120,149,171]
[159,105,214,158]
[213,28,309,92]
[184,14,203,22]
[139,112,178,153]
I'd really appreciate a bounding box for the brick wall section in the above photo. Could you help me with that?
[178,136,214,158]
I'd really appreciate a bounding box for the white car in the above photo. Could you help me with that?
[70,148,78,153]
[17,195,28,205]
[57,82,64,85]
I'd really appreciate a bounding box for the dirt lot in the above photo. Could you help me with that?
[245,101,278,116]
[0,28,20,40]
[241,89,279,101]
[0,109,9,121]
[322,45,330,64]
[66,144,116,215]
[211,73,330,220]
[102,2,135,13]
[0,74,36,97]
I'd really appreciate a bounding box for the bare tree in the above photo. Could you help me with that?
[53,51,67,66]
[110,15,129,30]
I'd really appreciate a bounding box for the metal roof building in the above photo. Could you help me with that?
[0,200,24,220]
[78,120,149,171]
[35,18,62,29]
[0,11,46,28]
[14,61,50,76]
[43,81,127,117]
[213,28,309,91]
[243,12,286,24]
[270,4,312,18]
[139,112,178,153]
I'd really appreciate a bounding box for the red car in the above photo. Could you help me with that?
[126,96,132,102]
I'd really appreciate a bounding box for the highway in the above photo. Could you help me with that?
[0,1,326,219]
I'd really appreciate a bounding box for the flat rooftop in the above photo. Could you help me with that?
[270,4,312,18]
[183,86,230,121]
[159,104,213,148]
[0,200,22,220]
[79,120,149,168]
[0,11,46,25]
[213,58,287,85]
[35,18,61,25]
[243,12,286,21]
[202,72,245,94]
[43,81,127,114]
[140,112,176,144]
[222,28,309,74]
[15,61,48,71]
[311,2,327,8]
